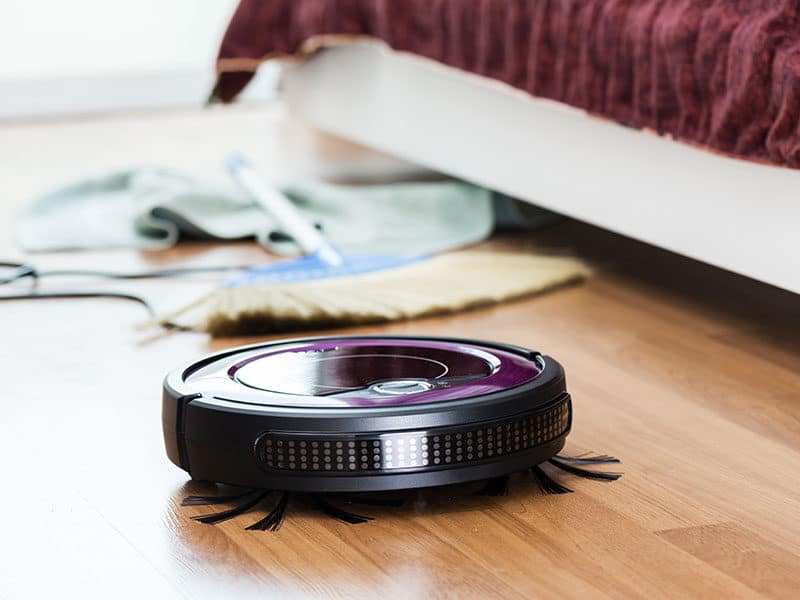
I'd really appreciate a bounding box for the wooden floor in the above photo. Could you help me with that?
[1,106,799,599]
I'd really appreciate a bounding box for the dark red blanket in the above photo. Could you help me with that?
[217,0,800,169]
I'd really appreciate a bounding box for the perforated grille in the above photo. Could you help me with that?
[256,395,570,474]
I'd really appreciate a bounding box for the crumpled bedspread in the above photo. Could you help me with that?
[216,0,800,169]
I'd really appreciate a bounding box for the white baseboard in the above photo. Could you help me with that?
[0,65,279,121]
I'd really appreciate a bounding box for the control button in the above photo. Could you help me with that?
[370,380,434,395]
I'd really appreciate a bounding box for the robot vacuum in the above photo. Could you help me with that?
[163,335,580,493]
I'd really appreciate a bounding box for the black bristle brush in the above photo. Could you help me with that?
[183,453,622,530]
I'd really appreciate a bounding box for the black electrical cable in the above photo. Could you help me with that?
[0,260,255,330]
[0,261,252,285]
[0,261,38,285]
[36,265,254,280]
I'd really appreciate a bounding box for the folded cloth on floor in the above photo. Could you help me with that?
[17,168,518,257]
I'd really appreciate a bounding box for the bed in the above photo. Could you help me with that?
[215,1,800,293]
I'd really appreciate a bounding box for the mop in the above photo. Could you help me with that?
[150,155,589,336]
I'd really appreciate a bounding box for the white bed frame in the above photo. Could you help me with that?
[283,43,800,294]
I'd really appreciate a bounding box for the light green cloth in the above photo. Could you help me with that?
[17,168,561,256]
[16,168,499,257]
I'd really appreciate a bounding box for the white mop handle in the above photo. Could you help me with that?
[225,154,343,266]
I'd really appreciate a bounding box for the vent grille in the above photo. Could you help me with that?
[256,395,570,474]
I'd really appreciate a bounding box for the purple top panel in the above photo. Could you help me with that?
[219,339,540,408]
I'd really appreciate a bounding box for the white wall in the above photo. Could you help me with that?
[0,0,276,119]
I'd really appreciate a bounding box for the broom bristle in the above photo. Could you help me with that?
[157,251,588,336]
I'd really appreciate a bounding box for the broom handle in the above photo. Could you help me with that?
[225,154,344,267]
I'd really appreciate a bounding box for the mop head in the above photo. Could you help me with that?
[158,251,589,336]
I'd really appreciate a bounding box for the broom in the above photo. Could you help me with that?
[150,155,588,336]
